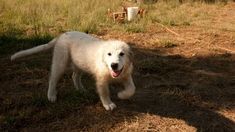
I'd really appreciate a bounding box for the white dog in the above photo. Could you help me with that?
[11,31,136,110]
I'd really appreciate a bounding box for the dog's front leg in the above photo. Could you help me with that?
[118,76,136,99]
[96,80,116,111]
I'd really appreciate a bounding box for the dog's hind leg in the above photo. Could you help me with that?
[72,72,85,92]
[48,45,69,102]
[118,76,136,99]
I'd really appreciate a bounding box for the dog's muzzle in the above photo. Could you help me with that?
[110,63,123,78]
[111,67,123,78]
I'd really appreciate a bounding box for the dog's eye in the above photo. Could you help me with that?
[108,53,112,56]
[119,52,124,56]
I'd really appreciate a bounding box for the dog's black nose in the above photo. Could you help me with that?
[111,63,118,70]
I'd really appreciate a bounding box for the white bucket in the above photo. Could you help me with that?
[127,7,139,21]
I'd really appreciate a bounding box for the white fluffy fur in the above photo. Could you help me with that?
[11,31,136,111]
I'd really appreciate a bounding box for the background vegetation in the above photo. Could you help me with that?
[0,0,232,40]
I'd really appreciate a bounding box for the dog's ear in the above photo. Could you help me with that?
[100,47,107,66]
[125,42,134,63]
[128,47,134,63]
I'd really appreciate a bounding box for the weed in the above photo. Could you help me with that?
[159,40,177,48]
[125,23,146,33]
[3,116,16,126]
[31,96,48,107]
[63,89,98,105]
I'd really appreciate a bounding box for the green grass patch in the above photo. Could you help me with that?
[0,0,229,41]
[124,23,146,33]
[3,116,16,127]
[0,0,122,37]
[159,40,178,48]
[31,96,48,107]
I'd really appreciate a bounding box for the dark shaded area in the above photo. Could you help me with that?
[0,36,235,131]
[118,47,235,131]
[0,35,53,55]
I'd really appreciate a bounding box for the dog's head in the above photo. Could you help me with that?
[103,40,133,78]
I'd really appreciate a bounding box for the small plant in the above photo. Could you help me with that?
[125,23,146,33]
[3,116,16,126]
[63,89,98,104]
[32,96,48,107]
[159,40,177,48]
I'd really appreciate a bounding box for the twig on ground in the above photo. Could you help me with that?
[194,70,223,76]
[214,46,235,54]
[156,22,180,36]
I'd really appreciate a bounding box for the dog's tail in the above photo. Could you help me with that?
[11,38,57,61]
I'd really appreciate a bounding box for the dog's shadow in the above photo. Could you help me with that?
[110,47,235,131]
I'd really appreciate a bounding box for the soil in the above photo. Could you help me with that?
[0,2,235,132]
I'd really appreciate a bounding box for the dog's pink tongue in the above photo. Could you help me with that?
[111,70,120,77]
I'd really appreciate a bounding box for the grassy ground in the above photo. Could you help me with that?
[0,0,231,38]
[1,0,235,131]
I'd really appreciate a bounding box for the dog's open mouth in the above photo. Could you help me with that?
[111,68,123,78]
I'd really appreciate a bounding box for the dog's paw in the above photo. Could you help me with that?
[118,90,134,99]
[103,102,117,111]
[48,95,57,102]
